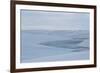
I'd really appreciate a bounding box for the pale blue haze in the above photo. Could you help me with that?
[21,10,89,30]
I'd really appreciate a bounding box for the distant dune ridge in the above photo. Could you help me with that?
[40,38,89,49]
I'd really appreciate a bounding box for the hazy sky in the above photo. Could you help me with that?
[21,10,90,30]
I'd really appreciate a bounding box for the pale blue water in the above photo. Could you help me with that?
[20,30,89,63]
